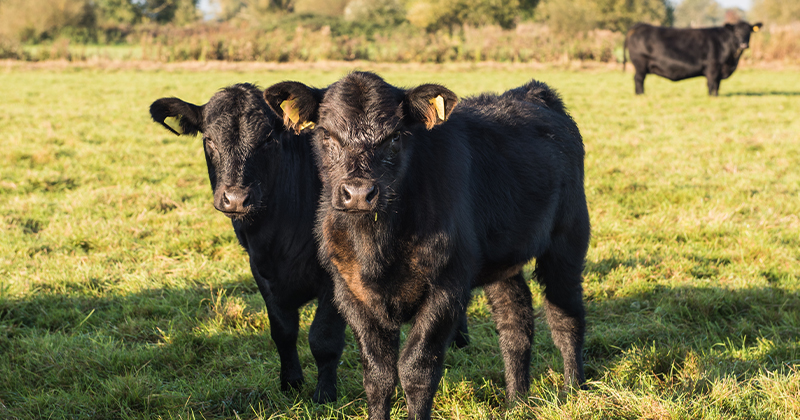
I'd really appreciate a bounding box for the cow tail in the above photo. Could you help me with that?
[623,35,627,72]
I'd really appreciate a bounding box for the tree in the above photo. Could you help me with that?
[537,0,672,34]
[405,0,537,31]
[674,0,725,27]
[93,0,142,25]
[750,0,800,25]
[140,0,199,24]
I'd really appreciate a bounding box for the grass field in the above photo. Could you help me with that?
[1,62,799,419]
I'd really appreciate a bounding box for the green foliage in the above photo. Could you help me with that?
[406,0,533,31]
[675,0,725,28]
[0,0,96,42]
[93,0,142,25]
[344,0,406,26]
[537,0,672,34]
[141,0,200,24]
[750,0,800,25]
[0,65,799,419]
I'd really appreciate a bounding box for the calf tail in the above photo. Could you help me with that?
[623,31,629,72]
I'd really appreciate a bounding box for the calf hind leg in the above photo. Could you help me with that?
[536,226,589,388]
[484,273,535,400]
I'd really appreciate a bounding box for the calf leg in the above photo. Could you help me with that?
[451,310,470,349]
[348,312,400,420]
[309,288,347,403]
[535,226,588,388]
[264,299,304,391]
[398,292,465,420]
[484,273,534,400]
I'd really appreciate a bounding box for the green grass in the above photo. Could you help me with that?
[1,63,799,419]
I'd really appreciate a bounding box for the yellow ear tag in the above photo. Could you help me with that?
[753,26,760,32]
[280,98,301,125]
[164,116,183,134]
[299,121,316,131]
[429,95,446,121]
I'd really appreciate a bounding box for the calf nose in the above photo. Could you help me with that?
[216,186,250,214]
[338,181,378,212]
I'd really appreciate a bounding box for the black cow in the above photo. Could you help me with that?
[264,72,590,420]
[149,84,346,403]
[624,21,763,95]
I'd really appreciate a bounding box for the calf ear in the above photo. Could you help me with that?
[149,98,204,136]
[404,84,458,130]
[264,82,324,134]
[752,23,763,32]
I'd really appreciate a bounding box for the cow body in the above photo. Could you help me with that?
[149,84,346,403]
[625,21,762,95]
[265,73,590,420]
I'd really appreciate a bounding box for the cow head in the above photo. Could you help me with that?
[264,72,458,217]
[726,21,763,50]
[150,83,296,221]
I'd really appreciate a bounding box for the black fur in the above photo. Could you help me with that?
[624,21,763,95]
[265,72,590,420]
[149,83,346,403]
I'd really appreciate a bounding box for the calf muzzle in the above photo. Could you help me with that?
[335,179,378,212]
[215,185,252,216]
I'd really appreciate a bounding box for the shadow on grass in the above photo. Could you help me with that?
[1,280,798,418]
[0,279,364,419]
[723,91,800,96]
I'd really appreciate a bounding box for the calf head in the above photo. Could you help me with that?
[727,21,763,50]
[150,83,291,220]
[264,72,458,217]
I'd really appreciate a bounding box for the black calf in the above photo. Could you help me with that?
[149,83,346,403]
[264,73,590,420]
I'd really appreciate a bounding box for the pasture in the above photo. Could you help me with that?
[1,62,798,419]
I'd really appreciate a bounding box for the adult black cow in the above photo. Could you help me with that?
[624,21,763,95]
[264,72,590,420]
[149,84,346,403]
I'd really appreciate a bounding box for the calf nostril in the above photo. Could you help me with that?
[365,185,377,203]
[223,192,231,207]
[341,186,353,203]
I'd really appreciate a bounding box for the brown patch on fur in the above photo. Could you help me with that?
[476,262,527,286]
[324,222,370,304]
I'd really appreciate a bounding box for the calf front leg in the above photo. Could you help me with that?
[346,308,400,420]
[398,292,466,420]
[484,273,534,400]
[264,299,304,391]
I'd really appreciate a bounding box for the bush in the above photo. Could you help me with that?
[0,0,96,42]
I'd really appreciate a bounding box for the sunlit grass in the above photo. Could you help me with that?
[1,64,798,419]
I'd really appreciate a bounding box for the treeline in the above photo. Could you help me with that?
[0,0,798,62]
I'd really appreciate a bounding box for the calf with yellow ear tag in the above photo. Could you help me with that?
[266,72,589,420]
[149,83,347,404]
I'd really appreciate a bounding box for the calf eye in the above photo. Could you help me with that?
[205,138,217,155]
[388,132,401,154]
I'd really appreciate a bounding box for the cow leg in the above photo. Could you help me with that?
[398,290,466,420]
[308,287,347,403]
[634,71,646,95]
[536,221,589,389]
[484,272,535,401]
[706,73,721,96]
